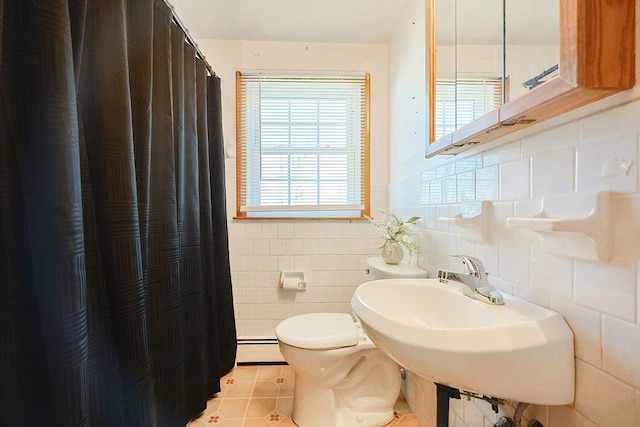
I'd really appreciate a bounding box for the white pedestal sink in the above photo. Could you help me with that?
[351,278,575,405]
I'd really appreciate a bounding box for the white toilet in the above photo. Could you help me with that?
[275,257,427,427]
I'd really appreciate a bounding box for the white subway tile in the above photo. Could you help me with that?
[602,315,640,389]
[308,287,327,303]
[244,222,262,238]
[577,133,638,193]
[456,155,482,173]
[483,140,522,166]
[522,120,580,157]
[252,239,270,255]
[455,235,475,257]
[234,320,246,337]
[499,241,530,287]
[581,100,640,143]
[551,298,602,367]
[261,223,278,238]
[574,360,639,427]
[285,239,303,255]
[422,168,437,181]
[575,260,637,322]
[443,176,457,203]
[549,405,597,427]
[234,304,254,320]
[436,163,456,178]
[342,223,364,239]
[261,288,278,304]
[245,288,262,304]
[277,223,295,238]
[244,255,262,271]
[244,320,262,336]
[309,223,327,238]
[457,171,476,202]
[269,304,288,320]
[302,239,319,255]
[460,399,486,427]
[229,255,246,272]
[261,256,279,272]
[232,288,245,304]
[253,304,270,319]
[236,239,254,255]
[294,256,310,270]
[269,239,286,255]
[491,201,515,241]
[285,304,304,318]
[278,256,295,270]
[333,239,353,255]
[253,272,272,287]
[420,178,430,205]
[228,222,246,238]
[326,222,344,238]
[530,247,573,300]
[531,147,575,198]
[310,254,328,270]
[476,165,499,201]
[474,242,499,276]
[512,285,551,308]
[429,180,443,204]
[500,157,530,201]
[294,223,311,238]
[235,272,254,288]
[317,239,335,255]
[435,205,450,232]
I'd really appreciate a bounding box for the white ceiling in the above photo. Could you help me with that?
[169,0,416,44]
[169,0,559,46]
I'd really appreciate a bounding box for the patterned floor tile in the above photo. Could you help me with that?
[192,365,421,427]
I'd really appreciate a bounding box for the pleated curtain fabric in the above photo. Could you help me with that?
[0,0,237,426]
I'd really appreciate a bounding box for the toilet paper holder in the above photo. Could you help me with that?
[280,271,307,291]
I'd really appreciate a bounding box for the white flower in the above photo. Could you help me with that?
[365,210,421,259]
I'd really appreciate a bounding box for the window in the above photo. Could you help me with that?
[434,77,503,140]
[236,72,370,219]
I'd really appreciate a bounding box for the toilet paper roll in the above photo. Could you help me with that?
[281,277,305,290]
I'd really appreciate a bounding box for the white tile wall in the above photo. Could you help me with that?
[396,100,640,426]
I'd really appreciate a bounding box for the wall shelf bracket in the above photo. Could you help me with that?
[438,201,491,242]
[506,191,611,262]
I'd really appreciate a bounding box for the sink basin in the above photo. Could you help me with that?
[351,278,575,405]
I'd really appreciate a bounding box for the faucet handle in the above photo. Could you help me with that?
[450,255,486,279]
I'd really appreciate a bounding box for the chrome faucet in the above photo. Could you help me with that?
[437,255,504,305]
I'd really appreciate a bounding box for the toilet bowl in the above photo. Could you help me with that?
[276,313,401,427]
[275,258,427,427]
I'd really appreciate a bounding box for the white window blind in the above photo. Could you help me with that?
[236,72,370,219]
[435,77,502,140]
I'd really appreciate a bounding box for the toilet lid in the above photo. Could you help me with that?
[275,313,360,350]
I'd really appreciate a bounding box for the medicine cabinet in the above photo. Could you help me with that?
[426,0,635,158]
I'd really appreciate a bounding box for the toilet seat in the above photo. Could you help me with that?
[276,313,360,350]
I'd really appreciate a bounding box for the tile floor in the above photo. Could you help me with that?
[189,365,420,427]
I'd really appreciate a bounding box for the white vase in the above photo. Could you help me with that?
[381,241,404,264]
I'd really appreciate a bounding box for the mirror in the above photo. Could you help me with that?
[429,0,560,144]
[428,0,634,157]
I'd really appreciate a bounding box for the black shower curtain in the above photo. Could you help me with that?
[0,0,236,426]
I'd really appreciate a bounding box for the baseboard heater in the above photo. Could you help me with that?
[236,337,287,366]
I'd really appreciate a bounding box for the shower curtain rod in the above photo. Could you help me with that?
[165,0,216,77]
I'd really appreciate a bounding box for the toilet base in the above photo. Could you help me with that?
[292,408,394,427]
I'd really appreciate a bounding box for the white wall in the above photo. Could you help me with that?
[196,39,391,338]
[389,2,640,427]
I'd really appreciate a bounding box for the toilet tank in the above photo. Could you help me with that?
[366,257,427,280]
